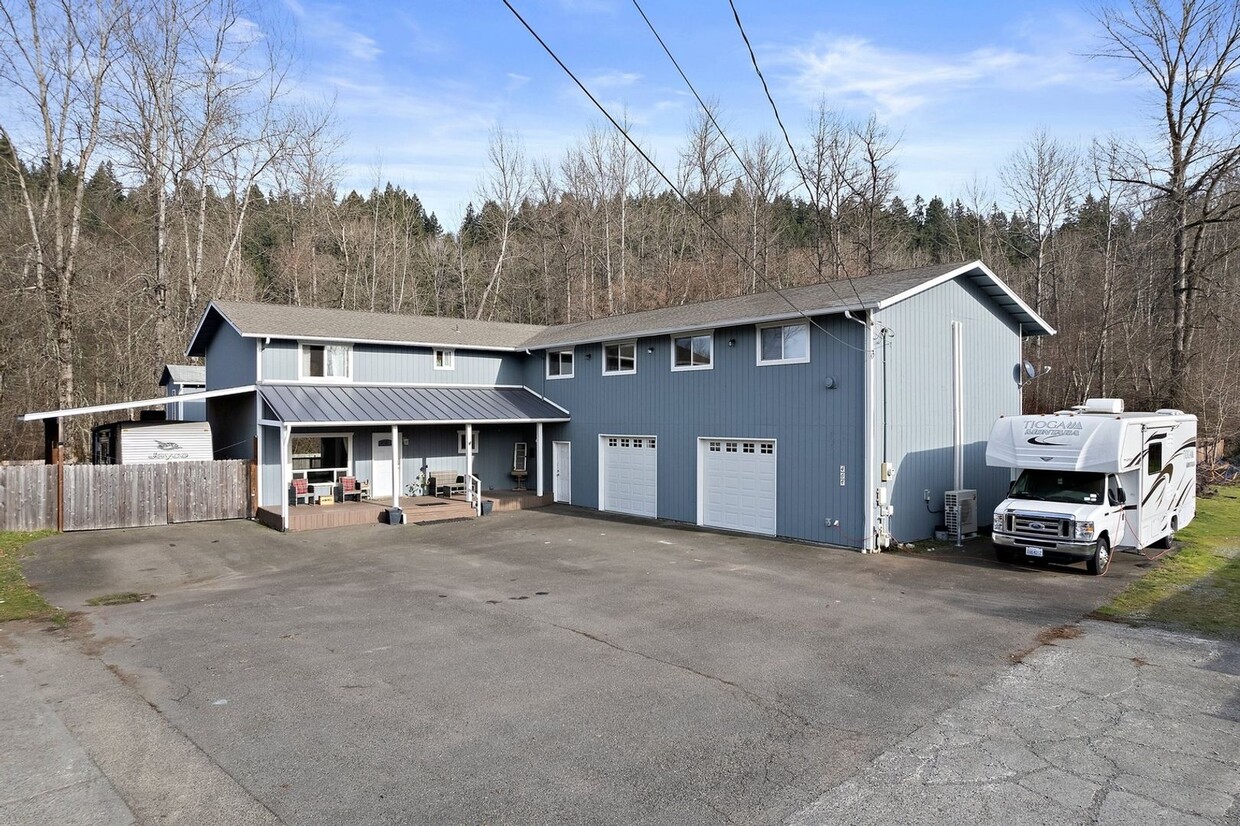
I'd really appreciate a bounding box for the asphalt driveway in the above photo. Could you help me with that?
[20,508,1148,824]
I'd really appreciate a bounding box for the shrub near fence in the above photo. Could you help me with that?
[0,460,250,532]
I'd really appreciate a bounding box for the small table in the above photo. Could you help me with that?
[312,482,335,504]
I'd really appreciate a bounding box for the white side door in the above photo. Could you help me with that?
[699,438,777,536]
[372,432,394,499]
[553,441,572,504]
[600,436,657,517]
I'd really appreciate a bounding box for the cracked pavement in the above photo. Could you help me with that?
[788,620,1240,825]
[6,509,1237,823]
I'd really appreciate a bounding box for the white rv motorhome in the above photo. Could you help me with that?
[985,399,1196,575]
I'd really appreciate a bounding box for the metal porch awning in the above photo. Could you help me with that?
[258,384,570,426]
[21,385,256,421]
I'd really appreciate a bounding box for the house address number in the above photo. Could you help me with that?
[839,465,845,486]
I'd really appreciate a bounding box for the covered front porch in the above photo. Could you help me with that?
[258,489,553,532]
[256,384,568,532]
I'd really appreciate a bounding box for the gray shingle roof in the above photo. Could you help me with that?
[523,262,965,349]
[160,364,205,386]
[210,300,545,350]
[188,261,1050,357]
[260,384,569,425]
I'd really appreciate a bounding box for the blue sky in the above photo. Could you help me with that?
[285,0,1151,229]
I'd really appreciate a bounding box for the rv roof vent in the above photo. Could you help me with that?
[1156,408,1185,415]
[1082,398,1124,414]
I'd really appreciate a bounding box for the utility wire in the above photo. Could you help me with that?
[501,0,867,352]
[629,0,857,314]
[727,0,867,311]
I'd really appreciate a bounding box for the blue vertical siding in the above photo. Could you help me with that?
[261,339,524,385]
[533,316,868,546]
[874,277,1023,541]
[204,325,256,389]
[260,424,281,507]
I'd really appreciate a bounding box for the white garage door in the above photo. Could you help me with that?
[700,438,777,536]
[600,436,657,517]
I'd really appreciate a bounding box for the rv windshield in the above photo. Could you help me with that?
[1010,470,1106,505]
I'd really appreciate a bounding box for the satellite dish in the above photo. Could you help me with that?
[1013,360,1041,386]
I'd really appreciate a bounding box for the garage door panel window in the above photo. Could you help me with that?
[672,333,713,371]
[604,342,637,375]
[757,322,809,365]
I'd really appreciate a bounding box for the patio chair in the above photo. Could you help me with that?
[339,476,363,503]
[290,477,312,505]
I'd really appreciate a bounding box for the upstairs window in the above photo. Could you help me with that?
[300,343,351,380]
[672,332,713,371]
[604,342,636,375]
[757,322,809,365]
[547,349,574,379]
[433,348,454,370]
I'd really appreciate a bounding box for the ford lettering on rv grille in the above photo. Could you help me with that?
[1008,513,1070,539]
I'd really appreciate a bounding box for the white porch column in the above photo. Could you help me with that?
[280,424,291,531]
[465,423,474,502]
[536,422,544,497]
[391,423,401,502]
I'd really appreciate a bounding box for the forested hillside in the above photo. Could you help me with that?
[2,0,1237,459]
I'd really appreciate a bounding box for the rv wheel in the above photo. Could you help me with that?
[1153,519,1177,550]
[1087,536,1111,576]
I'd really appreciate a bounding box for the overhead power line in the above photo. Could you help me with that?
[628,0,859,316]
[501,0,867,352]
[727,0,867,311]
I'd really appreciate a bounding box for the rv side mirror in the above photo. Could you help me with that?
[1109,488,1126,506]
[1116,489,1126,504]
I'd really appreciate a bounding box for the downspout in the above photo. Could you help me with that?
[846,310,877,553]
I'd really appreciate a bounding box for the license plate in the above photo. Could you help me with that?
[1025,547,1044,558]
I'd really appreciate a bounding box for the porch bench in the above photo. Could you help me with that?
[427,471,466,498]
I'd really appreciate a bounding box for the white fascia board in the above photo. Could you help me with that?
[258,380,528,390]
[278,417,571,427]
[875,260,1057,336]
[520,386,572,416]
[21,385,256,422]
[526,306,868,351]
[241,332,524,353]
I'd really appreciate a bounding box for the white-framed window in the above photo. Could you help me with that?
[457,430,479,454]
[547,348,574,379]
[299,342,352,381]
[433,348,454,370]
[604,341,637,375]
[756,322,810,365]
[290,433,353,484]
[671,332,713,371]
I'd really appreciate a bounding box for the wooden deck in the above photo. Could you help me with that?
[257,488,550,532]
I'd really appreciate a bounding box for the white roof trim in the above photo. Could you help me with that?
[22,385,255,422]
[254,332,525,352]
[282,417,571,427]
[185,300,245,358]
[875,260,1056,335]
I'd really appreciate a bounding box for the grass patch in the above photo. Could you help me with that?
[0,530,65,625]
[85,592,154,606]
[1095,487,1240,639]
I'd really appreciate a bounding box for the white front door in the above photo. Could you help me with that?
[553,441,572,504]
[372,432,394,499]
[600,435,657,517]
[699,438,777,536]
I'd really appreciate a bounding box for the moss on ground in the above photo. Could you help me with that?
[0,530,65,625]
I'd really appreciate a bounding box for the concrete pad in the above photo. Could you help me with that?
[790,620,1240,826]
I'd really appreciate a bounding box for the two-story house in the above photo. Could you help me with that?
[182,260,1052,549]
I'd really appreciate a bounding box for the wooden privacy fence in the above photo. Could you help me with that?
[0,460,251,532]
[0,465,57,531]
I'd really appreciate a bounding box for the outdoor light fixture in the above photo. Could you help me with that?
[728,338,736,347]
[647,346,654,354]
[584,352,592,360]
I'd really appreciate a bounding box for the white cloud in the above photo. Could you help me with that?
[587,70,642,88]
[779,33,1123,116]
